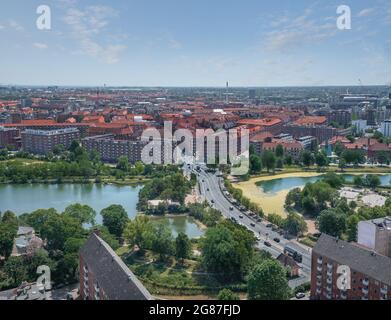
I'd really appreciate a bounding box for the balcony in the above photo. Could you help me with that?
[340,292,347,300]
[381,287,388,295]
[317,280,322,287]
[327,277,332,285]
[317,266,323,272]
[327,263,333,270]
[327,286,332,292]
[316,288,321,295]
[317,274,322,281]
[362,279,369,286]
[317,257,323,265]
[361,296,369,301]
[362,287,369,295]
[327,270,333,277]
[326,293,332,300]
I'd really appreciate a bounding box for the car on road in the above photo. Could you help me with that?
[295,292,306,299]
[257,218,262,222]
[229,206,234,211]
[230,217,238,223]
[266,223,273,228]
[211,200,215,203]
[273,237,281,243]
[239,215,244,219]
[207,188,210,191]
[250,222,256,227]
[264,241,272,247]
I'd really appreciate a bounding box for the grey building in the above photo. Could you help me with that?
[79,232,153,300]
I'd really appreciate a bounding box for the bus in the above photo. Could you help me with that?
[284,245,303,263]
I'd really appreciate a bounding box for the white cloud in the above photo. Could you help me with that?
[8,19,24,31]
[262,8,337,53]
[357,8,375,17]
[33,42,48,50]
[63,5,126,64]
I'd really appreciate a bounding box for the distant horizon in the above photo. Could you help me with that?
[1,84,390,89]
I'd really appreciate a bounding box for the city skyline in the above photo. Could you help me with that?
[1,0,391,87]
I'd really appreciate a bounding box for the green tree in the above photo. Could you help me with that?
[315,152,328,168]
[276,158,284,169]
[283,213,308,236]
[247,259,291,300]
[377,151,389,165]
[317,209,346,237]
[175,232,191,263]
[353,176,364,188]
[218,288,240,300]
[123,215,153,250]
[346,215,360,242]
[40,213,84,251]
[4,256,27,287]
[151,224,174,260]
[275,144,284,158]
[201,222,255,280]
[116,156,130,172]
[249,154,262,174]
[101,205,129,238]
[261,151,276,173]
[338,158,346,171]
[63,204,96,225]
[301,150,314,168]
[365,175,381,189]
[0,223,17,259]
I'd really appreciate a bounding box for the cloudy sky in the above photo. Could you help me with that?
[0,0,390,87]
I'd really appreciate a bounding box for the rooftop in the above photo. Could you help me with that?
[79,233,153,300]
[313,233,391,285]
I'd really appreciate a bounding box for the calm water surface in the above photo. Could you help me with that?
[0,183,203,238]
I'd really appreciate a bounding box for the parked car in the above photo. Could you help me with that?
[239,215,244,219]
[250,222,256,227]
[264,241,272,247]
[229,206,234,211]
[295,292,306,299]
[273,237,281,243]
[266,223,273,228]
[211,200,215,203]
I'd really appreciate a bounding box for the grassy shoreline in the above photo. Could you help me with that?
[233,168,391,218]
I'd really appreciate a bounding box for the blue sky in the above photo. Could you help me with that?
[0,0,391,87]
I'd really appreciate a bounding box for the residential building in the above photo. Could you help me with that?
[352,120,367,135]
[282,124,337,143]
[380,120,391,137]
[11,227,43,257]
[82,134,147,164]
[327,110,351,128]
[357,217,391,258]
[310,234,391,300]
[21,128,80,155]
[0,126,20,149]
[79,232,153,300]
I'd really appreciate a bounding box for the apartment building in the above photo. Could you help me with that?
[310,234,391,300]
[21,128,80,155]
[0,126,20,149]
[79,232,153,300]
[82,134,147,164]
[358,217,391,258]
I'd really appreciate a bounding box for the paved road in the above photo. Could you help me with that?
[184,164,312,288]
